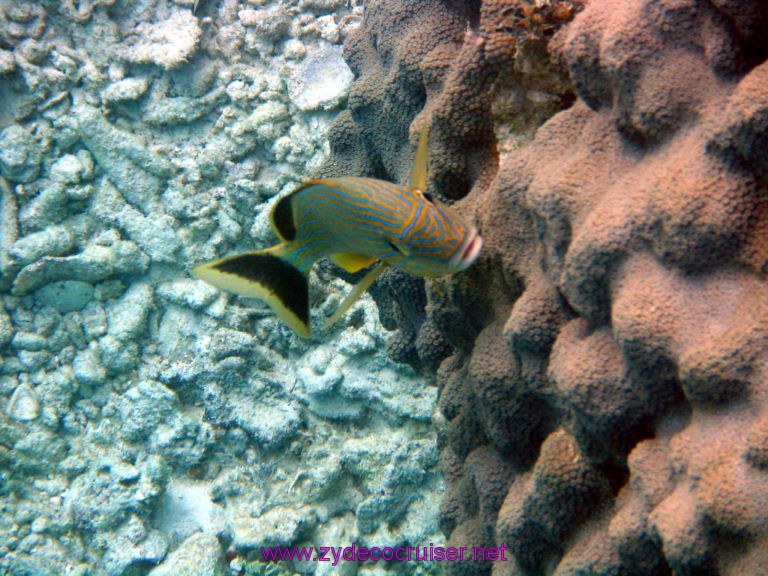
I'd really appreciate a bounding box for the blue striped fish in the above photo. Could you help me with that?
[192,125,483,337]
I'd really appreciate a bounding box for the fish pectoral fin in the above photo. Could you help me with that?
[408,120,430,193]
[331,253,378,273]
[386,237,412,256]
[324,261,388,330]
[192,249,311,338]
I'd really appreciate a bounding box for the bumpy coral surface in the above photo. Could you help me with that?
[326,0,768,573]
[318,0,578,371]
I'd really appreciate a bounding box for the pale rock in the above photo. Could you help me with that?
[81,300,108,339]
[229,398,301,448]
[238,6,291,40]
[0,49,15,74]
[299,0,347,9]
[107,282,154,341]
[119,380,179,441]
[13,240,149,295]
[229,504,316,549]
[299,365,343,395]
[143,87,228,127]
[10,215,94,266]
[49,154,85,184]
[287,44,353,111]
[284,38,307,60]
[124,11,202,70]
[231,101,290,142]
[11,331,47,351]
[148,532,226,576]
[0,125,42,183]
[316,14,340,43]
[156,278,218,310]
[101,516,168,576]
[6,382,40,421]
[102,77,152,104]
[99,335,139,373]
[90,181,181,263]
[336,328,377,356]
[225,80,249,102]
[76,105,173,211]
[72,344,107,386]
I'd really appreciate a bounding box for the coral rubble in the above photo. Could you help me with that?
[0,1,444,575]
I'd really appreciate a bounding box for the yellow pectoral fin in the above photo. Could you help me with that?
[324,261,388,330]
[192,249,311,338]
[331,253,378,273]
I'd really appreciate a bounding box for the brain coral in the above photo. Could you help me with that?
[326,0,768,573]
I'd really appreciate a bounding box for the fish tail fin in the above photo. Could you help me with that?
[192,246,311,338]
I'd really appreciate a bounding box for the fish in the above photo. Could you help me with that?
[192,123,483,337]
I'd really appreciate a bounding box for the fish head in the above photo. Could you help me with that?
[385,191,483,277]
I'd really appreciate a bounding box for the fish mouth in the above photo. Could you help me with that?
[450,228,483,271]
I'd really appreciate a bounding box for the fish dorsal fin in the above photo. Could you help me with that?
[270,190,300,242]
[331,253,378,273]
[408,121,429,192]
[269,180,330,242]
[324,261,388,330]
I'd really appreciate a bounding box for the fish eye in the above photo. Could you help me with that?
[421,192,434,204]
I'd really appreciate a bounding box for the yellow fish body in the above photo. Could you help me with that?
[192,125,483,337]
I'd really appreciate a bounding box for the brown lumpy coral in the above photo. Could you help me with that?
[327,0,768,573]
[496,428,612,573]
[317,0,577,371]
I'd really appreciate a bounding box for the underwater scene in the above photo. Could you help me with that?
[2,0,768,575]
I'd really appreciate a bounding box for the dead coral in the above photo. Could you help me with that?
[59,0,117,24]
[122,10,202,70]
